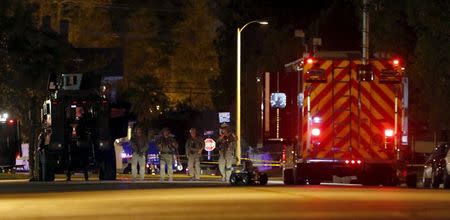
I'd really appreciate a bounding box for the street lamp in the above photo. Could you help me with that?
[236,20,268,165]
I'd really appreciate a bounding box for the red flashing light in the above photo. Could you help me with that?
[345,160,350,164]
[8,119,15,125]
[357,160,362,164]
[392,59,400,66]
[351,160,355,164]
[312,128,320,136]
[385,129,394,137]
[307,58,314,64]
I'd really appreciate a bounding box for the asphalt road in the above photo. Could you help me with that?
[1,181,450,220]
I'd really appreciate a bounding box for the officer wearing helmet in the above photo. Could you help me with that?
[185,128,204,181]
[217,123,236,182]
[156,127,178,182]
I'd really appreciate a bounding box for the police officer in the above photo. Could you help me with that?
[185,128,204,181]
[130,126,149,181]
[156,128,178,182]
[35,123,55,181]
[34,124,51,181]
[217,123,236,182]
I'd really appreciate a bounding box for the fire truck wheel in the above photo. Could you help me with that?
[383,175,399,187]
[406,174,417,188]
[283,169,294,185]
[294,177,307,185]
[259,173,268,185]
[443,169,450,189]
[359,175,379,186]
[308,178,321,185]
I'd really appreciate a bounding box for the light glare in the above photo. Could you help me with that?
[312,128,320,136]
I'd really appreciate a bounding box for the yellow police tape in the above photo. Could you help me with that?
[199,157,281,167]
[241,157,281,164]
[200,161,281,167]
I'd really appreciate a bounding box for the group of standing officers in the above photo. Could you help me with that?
[130,123,236,182]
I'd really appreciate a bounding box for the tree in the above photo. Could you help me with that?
[31,0,117,48]
[123,73,169,127]
[0,1,72,179]
[169,0,219,109]
[369,0,450,134]
[123,6,170,79]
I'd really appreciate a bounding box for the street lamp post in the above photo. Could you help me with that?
[236,20,268,165]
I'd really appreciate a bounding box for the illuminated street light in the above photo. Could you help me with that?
[236,20,268,165]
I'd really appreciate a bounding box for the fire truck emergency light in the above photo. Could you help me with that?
[306,58,314,64]
[385,129,394,137]
[313,116,321,123]
[312,128,320,136]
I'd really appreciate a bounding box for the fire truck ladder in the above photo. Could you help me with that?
[332,64,352,159]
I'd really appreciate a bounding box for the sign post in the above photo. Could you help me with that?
[204,138,216,152]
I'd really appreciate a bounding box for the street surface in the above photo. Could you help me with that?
[1,180,450,220]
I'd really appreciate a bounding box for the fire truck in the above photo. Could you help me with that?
[261,51,415,186]
[38,73,127,181]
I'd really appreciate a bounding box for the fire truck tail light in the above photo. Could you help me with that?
[312,128,320,136]
[385,129,394,137]
[392,59,400,66]
[345,159,362,165]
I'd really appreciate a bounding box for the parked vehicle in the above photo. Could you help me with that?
[38,73,127,181]
[0,115,21,172]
